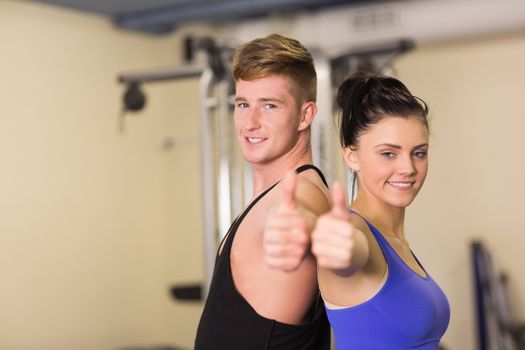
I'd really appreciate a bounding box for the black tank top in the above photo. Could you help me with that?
[195,164,331,350]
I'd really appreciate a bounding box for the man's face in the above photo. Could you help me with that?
[233,75,304,166]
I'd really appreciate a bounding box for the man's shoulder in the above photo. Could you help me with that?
[295,171,330,213]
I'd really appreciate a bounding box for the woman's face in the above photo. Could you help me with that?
[345,116,429,209]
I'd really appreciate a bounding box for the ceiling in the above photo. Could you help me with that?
[31,0,371,34]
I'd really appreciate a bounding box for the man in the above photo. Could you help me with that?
[195,33,331,350]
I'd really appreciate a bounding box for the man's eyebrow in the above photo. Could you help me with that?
[259,97,285,104]
[234,96,285,103]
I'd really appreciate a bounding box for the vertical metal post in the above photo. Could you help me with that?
[217,79,233,239]
[223,83,248,221]
[311,48,335,186]
[199,68,218,298]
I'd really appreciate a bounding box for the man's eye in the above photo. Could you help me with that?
[237,102,249,108]
[264,104,277,110]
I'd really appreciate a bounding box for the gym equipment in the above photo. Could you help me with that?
[471,241,525,350]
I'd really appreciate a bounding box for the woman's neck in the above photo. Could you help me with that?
[350,195,406,240]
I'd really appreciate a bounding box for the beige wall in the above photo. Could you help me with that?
[0,2,204,349]
[1,1,524,350]
[395,33,525,350]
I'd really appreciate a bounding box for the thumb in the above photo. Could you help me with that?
[281,170,297,210]
[330,181,349,219]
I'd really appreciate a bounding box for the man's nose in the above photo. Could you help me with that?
[244,108,261,130]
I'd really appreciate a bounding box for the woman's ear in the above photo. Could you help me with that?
[298,101,317,131]
[343,146,359,172]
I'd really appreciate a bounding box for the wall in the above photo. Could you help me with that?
[396,33,525,350]
[0,2,203,349]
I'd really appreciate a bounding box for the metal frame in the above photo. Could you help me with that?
[311,48,335,186]
[198,67,218,298]
[117,37,238,300]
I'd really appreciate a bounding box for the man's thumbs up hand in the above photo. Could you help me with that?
[263,171,311,272]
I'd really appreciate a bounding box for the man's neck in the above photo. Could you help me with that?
[250,151,313,197]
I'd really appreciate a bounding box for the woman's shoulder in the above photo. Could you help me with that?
[347,211,385,269]
[348,211,372,235]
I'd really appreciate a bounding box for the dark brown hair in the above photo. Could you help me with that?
[337,72,429,148]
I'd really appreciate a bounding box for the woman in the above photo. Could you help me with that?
[311,72,450,349]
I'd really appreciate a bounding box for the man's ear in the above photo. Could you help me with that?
[343,146,359,172]
[298,101,317,131]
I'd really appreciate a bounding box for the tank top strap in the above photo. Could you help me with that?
[348,210,396,261]
[220,164,327,255]
[219,181,279,255]
[295,164,328,187]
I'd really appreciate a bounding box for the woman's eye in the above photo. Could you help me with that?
[413,150,427,159]
[381,152,395,159]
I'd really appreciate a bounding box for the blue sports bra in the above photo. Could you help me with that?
[325,214,450,350]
